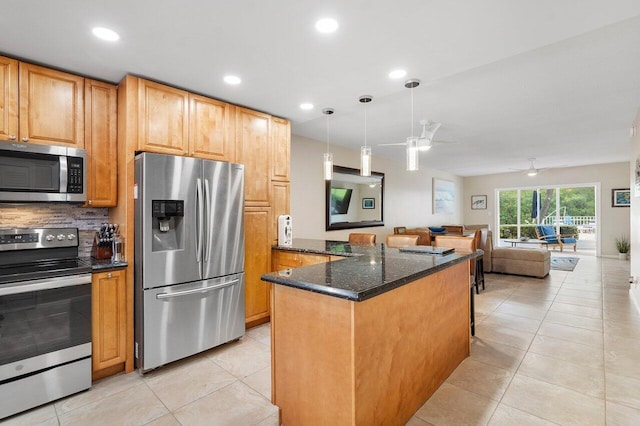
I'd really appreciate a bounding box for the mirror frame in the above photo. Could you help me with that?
[325,165,384,231]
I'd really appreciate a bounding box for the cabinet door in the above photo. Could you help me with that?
[244,207,271,327]
[271,117,290,182]
[19,62,84,147]
[85,80,117,207]
[189,94,235,161]
[271,181,290,245]
[0,56,18,141]
[137,78,189,155]
[236,107,271,206]
[92,270,127,373]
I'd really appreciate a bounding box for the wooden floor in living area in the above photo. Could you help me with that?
[4,257,638,425]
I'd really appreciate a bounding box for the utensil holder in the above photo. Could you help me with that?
[91,233,112,260]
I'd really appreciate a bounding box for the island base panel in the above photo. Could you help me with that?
[271,261,470,425]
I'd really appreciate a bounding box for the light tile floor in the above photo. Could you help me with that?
[3,255,639,425]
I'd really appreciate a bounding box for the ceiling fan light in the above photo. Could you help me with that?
[418,145,431,152]
[527,169,538,176]
[407,139,419,171]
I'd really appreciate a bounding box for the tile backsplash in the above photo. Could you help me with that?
[0,204,110,257]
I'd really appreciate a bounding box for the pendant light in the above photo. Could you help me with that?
[322,108,335,180]
[359,95,373,177]
[405,79,420,171]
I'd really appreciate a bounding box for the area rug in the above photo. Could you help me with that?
[551,257,580,271]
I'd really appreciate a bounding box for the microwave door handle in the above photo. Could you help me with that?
[59,155,68,192]
[204,178,211,261]
[156,279,239,299]
[195,178,203,267]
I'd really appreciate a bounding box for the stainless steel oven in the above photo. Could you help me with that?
[0,141,86,203]
[0,228,92,420]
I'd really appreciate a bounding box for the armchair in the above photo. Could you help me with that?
[535,225,577,252]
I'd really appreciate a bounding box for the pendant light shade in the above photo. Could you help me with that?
[361,146,371,176]
[322,108,335,180]
[359,95,373,177]
[405,79,420,171]
[406,137,419,171]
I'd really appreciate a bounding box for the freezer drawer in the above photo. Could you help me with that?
[138,273,245,372]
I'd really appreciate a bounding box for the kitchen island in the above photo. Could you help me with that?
[261,239,481,425]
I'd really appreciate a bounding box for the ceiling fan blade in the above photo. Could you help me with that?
[431,140,458,145]
[377,143,407,147]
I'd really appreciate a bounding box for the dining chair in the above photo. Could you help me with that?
[348,233,376,246]
[434,234,478,336]
[385,234,419,248]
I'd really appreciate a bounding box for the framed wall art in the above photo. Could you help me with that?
[612,188,630,207]
[433,178,455,214]
[471,195,487,210]
[362,198,375,209]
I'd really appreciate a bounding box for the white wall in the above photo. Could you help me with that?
[291,135,463,243]
[629,107,640,309]
[463,162,630,257]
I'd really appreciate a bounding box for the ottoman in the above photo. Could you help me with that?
[492,247,550,278]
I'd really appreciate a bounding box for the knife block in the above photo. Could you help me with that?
[91,233,113,260]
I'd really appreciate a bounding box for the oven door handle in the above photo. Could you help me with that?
[156,279,239,300]
[0,273,92,296]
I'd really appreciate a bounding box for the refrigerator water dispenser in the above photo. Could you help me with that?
[151,200,184,251]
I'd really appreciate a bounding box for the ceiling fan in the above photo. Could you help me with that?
[509,158,565,176]
[378,79,455,153]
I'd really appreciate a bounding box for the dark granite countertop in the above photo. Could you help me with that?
[262,238,482,302]
[85,258,129,271]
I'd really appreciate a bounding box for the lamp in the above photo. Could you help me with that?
[359,95,372,177]
[405,79,420,171]
[322,108,335,180]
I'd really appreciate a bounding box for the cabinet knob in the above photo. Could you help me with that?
[9,135,16,140]
[22,137,29,142]
[107,272,112,278]
[88,200,93,205]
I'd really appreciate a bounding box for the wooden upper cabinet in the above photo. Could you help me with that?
[137,79,189,155]
[189,95,235,162]
[19,62,84,147]
[271,117,290,182]
[236,107,271,206]
[85,79,117,207]
[0,56,18,141]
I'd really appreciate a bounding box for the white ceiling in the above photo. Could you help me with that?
[2,1,640,176]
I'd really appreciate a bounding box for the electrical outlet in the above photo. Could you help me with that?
[629,276,635,284]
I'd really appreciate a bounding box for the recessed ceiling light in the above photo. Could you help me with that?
[315,18,338,34]
[389,69,407,79]
[92,27,119,42]
[223,75,242,85]
[299,103,314,110]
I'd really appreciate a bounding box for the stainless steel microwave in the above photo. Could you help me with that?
[0,141,86,203]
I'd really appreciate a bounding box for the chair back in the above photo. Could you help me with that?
[434,235,475,252]
[393,227,407,234]
[348,233,376,246]
[535,225,559,243]
[386,234,419,248]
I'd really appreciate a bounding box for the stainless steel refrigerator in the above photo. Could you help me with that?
[134,152,245,372]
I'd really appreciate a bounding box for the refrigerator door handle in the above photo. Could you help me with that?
[155,279,240,299]
[204,178,211,261]
[195,178,204,265]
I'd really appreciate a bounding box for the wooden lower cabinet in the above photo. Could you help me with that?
[244,207,272,328]
[92,269,127,380]
[272,249,331,271]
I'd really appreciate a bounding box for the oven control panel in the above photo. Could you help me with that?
[0,228,79,251]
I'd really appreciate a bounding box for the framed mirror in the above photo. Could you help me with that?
[326,165,384,231]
